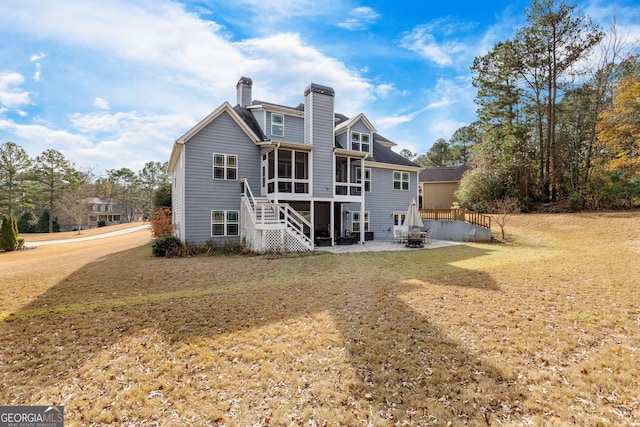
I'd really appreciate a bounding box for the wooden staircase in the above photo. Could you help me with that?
[241,180,313,252]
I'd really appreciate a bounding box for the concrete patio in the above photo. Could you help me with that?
[316,239,462,253]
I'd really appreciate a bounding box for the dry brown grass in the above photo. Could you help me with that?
[1,213,639,426]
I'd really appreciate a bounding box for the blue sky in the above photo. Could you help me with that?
[1,0,638,176]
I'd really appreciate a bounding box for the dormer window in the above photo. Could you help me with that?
[271,113,284,137]
[351,132,370,153]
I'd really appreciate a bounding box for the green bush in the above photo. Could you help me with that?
[218,240,244,255]
[17,211,37,233]
[0,214,19,251]
[151,236,182,257]
[456,168,504,213]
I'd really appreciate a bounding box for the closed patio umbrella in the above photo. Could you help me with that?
[402,198,424,230]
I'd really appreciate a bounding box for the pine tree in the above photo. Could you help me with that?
[0,142,32,216]
[31,149,76,233]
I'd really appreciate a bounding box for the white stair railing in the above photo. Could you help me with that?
[241,179,312,251]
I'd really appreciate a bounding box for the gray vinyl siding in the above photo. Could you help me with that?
[350,121,370,134]
[364,167,418,241]
[183,111,260,244]
[307,92,334,197]
[335,131,348,149]
[251,109,266,136]
[266,112,304,143]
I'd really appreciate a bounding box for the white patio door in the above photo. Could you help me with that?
[393,211,407,235]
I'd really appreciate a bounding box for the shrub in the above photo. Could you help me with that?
[0,214,19,251]
[218,240,244,255]
[200,239,218,255]
[456,168,504,213]
[199,238,245,256]
[166,241,198,258]
[151,236,182,257]
[150,207,173,238]
[17,211,37,233]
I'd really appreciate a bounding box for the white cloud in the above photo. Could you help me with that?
[0,118,91,154]
[374,100,453,130]
[0,1,244,87]
[93,97,110,110]
[374,77,466,131]
[0,72,32,113]
[65,110,194,171]
[375,83,396,99]
[0,0,391,171]
[231,0,325,22]
[375,111,420,130]
[0,0,377,113]
[400,25,469,67]
[235,33,375,114]
[0,109,194,172]
[29,52,46,82]
[336,6,380,31]
[30,53,45,62]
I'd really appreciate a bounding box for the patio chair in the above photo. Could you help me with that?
[423,229,433,244]
[463,228,476,242]
[394,229,407,244]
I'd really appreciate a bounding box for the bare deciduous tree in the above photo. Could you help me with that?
[491,197,521,241]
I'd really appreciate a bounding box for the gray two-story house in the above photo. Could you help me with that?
[168,77,422,251]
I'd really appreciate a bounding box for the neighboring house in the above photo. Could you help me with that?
[168,77,422,251]
[57,197,142,231]
[419,164,469,210]
[85,197,124,228]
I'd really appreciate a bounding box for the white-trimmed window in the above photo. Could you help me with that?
[351,132,371,153]
[352,211,369,232]
[356,167,371,192]
[393,212,406,226]
[211,210,239,236]
[213,154,238,180]
[271,113,284,137]
[393,171,409,191]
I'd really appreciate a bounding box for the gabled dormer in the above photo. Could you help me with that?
[246,102,305,144]
[334,113,376,156]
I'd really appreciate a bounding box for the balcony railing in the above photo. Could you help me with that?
[419,208,491,229]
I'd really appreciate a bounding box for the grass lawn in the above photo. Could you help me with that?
[1,213,639,426]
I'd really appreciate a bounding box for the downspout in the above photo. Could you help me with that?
[360,198,365,245]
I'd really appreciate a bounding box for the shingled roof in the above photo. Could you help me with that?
[367,139,420,168]
[419,164,470,182]
[234,102,419,169]
[233,105,266,141]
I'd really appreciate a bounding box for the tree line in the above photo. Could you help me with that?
[402,0,639,212]
[0,143,171,233]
